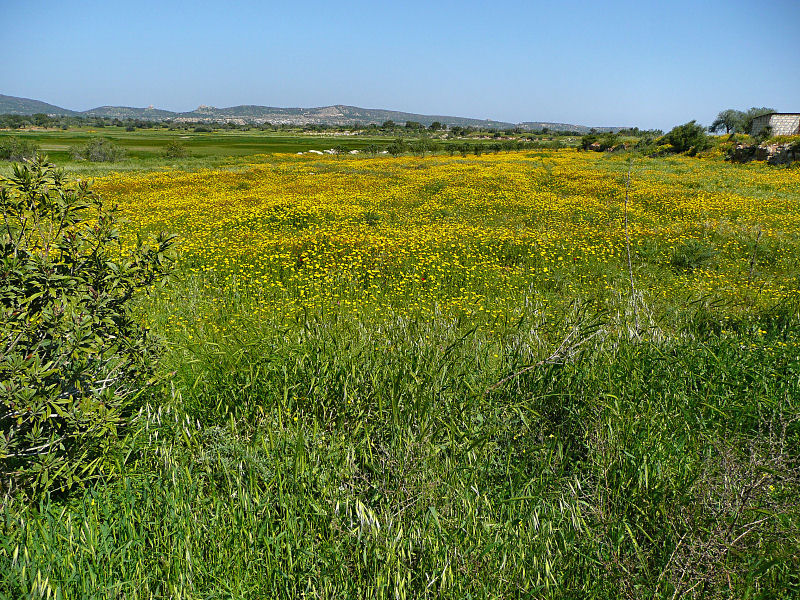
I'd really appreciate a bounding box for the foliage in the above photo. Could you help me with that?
[709,109,746,134]
[742,106,775,135]
[0,137,40,162]
[754,125,774,144]
[70,137,126,162]
[162,139,189,159]
[579,132,619,151]
[386,138,406,156]
[0,156,175,499]
[662,120,711,154]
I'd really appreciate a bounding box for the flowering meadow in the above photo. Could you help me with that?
[4,150,799,599]
[96,151,799,333]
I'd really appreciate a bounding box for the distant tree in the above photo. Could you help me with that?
[741,107,775,135]
[429,121,443,131]
[709,109,745,134]
[405,121,423,131]
[387,138,406,156]
[381,120,395,130]
[663,120,711,154]
[0,137,40,161]
[163,140,189,159]
[32,113,50,128]
[579,133,599,151]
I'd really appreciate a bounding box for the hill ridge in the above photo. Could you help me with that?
[0,93,622,132]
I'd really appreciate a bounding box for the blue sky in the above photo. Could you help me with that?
[3,0,798,130]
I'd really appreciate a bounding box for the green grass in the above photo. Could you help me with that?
[0,128,394,175]
[0,127,575,177]
[1,148,799,599]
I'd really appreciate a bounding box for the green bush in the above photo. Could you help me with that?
[163,140,189,159]
[663,121,712,155]
[70,137,126,162]
[0,156,175,499]
[0,137,40,162]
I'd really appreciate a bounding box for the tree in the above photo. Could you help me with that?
[381,120,395,131]
[429,121,443,131]
[1,156,175,498]
[163,140,189,159]
[0,137,40,161]
[663,120,711,154]
[709,109,745,134]
[387,138,406,156]
[741,107,775,135]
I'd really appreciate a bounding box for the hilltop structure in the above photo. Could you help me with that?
[750,113,800,136]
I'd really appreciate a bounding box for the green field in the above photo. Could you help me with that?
[0,127,390,172]
[1,138,799,599]
[0,127,574,177]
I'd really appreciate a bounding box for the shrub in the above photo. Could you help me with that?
[387,139,406,156]
[0,156,176,499]
[163,140,189,159]
[70,137,126,162]
[0,137,40,161]
[662,121,711,155]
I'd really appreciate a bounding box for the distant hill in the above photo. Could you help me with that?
[0,93,623,131]
[174,104,517,128]
[0,94,77,116]
[517,121,622,134]
[82,105,177,119]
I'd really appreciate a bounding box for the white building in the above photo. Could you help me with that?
[750,113,800,137]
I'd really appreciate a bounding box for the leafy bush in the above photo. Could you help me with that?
[0,137,40,161]
[70,137,126,162]
[163,140,189,159]
[387,139,406,156]
[0,156,175,499]
[579,133,619,151]
[663,121,712,155]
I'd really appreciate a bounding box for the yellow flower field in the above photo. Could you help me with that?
[94,150,800,330]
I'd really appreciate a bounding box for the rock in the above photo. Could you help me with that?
[730,144,756,163]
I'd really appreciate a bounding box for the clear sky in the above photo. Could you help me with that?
[2,0,798,131]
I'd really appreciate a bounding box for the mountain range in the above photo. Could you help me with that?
[0,94,622,133]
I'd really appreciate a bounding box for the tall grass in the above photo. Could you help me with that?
[2,289,798,598]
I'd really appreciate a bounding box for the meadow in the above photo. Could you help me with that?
[2,148,799,598]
